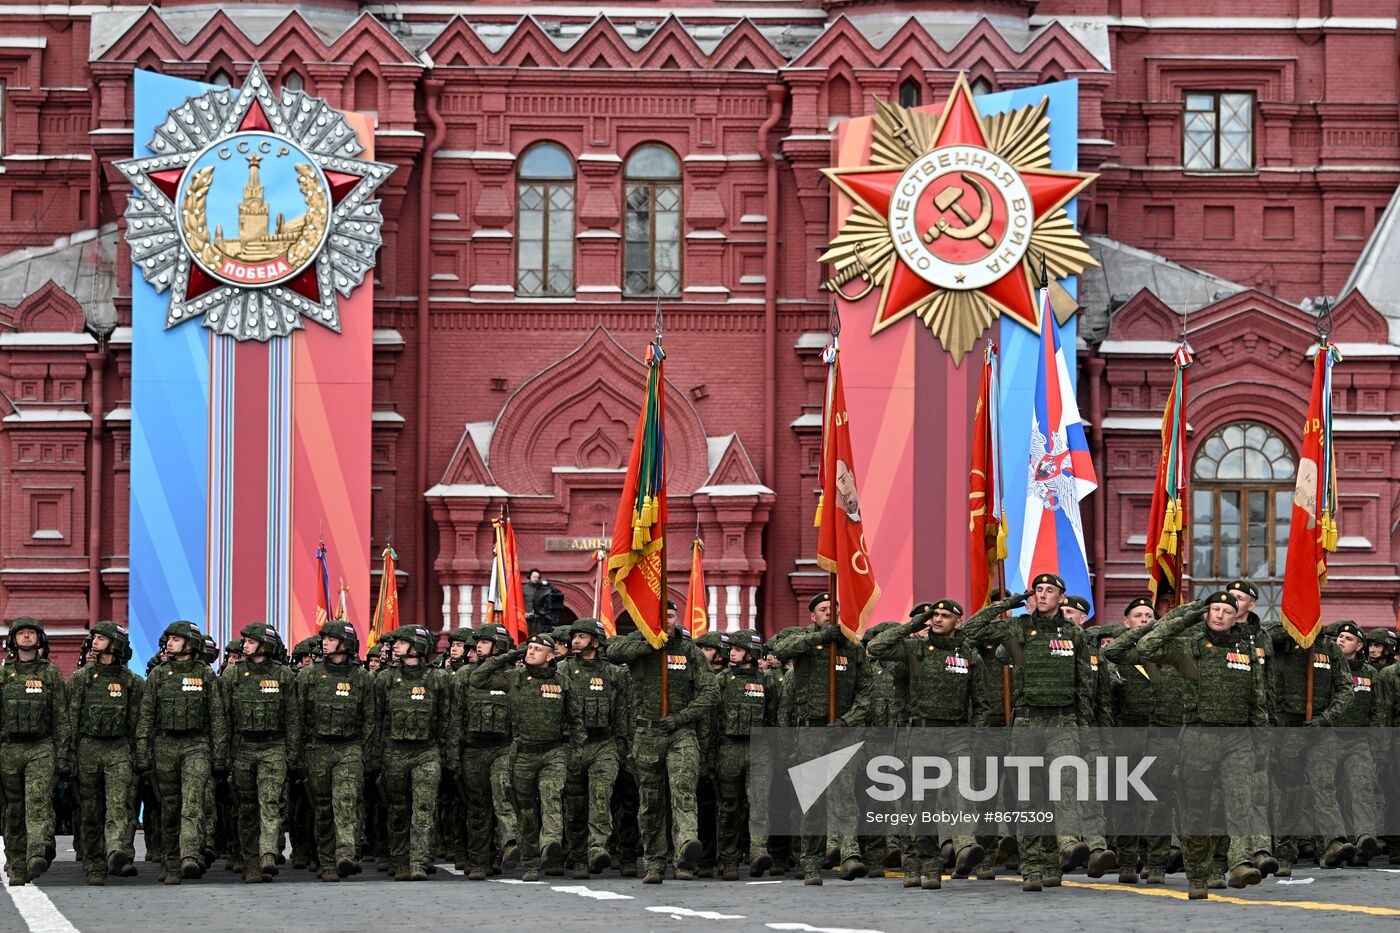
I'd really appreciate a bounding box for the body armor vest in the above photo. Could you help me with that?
[1336,658,1376,728]
[792,634,860,720]
[77,665,132,738]
[230,661,287,735]
[1117,662,1155,722]
[1277,643,1334,716]
[154,660,211,733]
[384,667,438,741]
[1193,632,1255,725]
[910,635,972,721]
[306,661,364,739]
[717,668,769,735]
[863,665,907,727]
[564,658,620,733]
[512,668,568,743]
[1,661,55,738]
[464,661,512,739]
[1018,618,1077,708]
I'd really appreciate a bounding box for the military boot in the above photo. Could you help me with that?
[642,868,663,884]
[180,857,202,879]
[320,869,340,882]
[749,853,772,877]
[1227,864,1261,888]
[26,855,49,879]
[588,849,612,875]
[259,853,278,878]
[85,871,106,886]
[1275,860,1293,877]
[803,869,823,886]
[1021,872,1042,892]
[1253,852,1280,876]
[1357,835,1379,862]
[1043,870,1062,888]
[1058,843,1089,873]
[409,867,429,881]
[1206,871,1226,889]
[1188,882,1208,900]
[107,851,131,875]
[1323,840,1357,868]
[468,867,487,881]
[1144,867,1166,884]
[838,857,867,880]
[521,868,540,882]
[571,864,590,879]
[953,844,985,878]
[1118,866,1139,884]
[721,865,740,881]
[242,869,264,883]
[920,871,941,890]
[1086,848,1117,879]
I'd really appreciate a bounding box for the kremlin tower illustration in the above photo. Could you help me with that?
[213,154,308,262]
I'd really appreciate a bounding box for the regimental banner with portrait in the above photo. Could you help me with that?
[119,66,391,661]
[822,76,1095,617]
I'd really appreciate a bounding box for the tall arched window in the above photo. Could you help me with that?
[516,143,575,297]
[623,145,681,297]
[1191,421,1295,617]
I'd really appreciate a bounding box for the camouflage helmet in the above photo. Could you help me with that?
[475,623,513,652]
[201,633,220,663]
[318,618,360,655]
[90,620,132,660]
[6,616,49,654]
[239,622,282,653]
[729,628,766,658]
[160,620,202,652]
[694,631,728,651]
[1365,628,1397,656]
[551,625,574,645]
[447,626,477,645]
[400,625,433,658]
[291,635,320,662]
[569,617,608,642]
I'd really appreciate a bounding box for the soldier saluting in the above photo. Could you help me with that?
[469,631,585,882]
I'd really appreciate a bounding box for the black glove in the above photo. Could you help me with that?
[1015,590,1033,607]
[824,624,844,644]
[57,758,73,779]
[826,719,845,728]
[213,759,230,777]
[658,716,681,734]
[507,646,528,664]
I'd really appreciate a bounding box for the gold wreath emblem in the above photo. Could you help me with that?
[180,163,328,276]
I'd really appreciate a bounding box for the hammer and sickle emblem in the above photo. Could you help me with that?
[923,173,996,249]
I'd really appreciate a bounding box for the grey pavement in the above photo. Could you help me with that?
[6,837,1400,933]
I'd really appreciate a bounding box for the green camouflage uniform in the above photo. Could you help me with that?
[1263,622,1352,864]
[712,630,776,877]
[846,623,910,878]
[869,617,989,886]
[373,644,451,878]
[448,624,520,877]
[558,632,630,874]
[607,627,719,878]
[1335,651,1382,854]
[1136,600,1272,889]
[225,640,301,878]
[136,642,230,881]
[468,647,585,875]
[298,634,376,878]
[770,623,873,875]
[0,625,71,882]
[1377,661,1400,862]
[66,633,143,880]
[959,593,1109,886]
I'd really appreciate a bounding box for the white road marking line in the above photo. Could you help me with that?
[0,838,81,933]
[748,880,784,885]
[435,864,465,876]
[1276,877,1315,884]
[1374,869,1400,874]
[550,884,634,900]
[492,878,547,884]
[647,906,747,920]
[767,918,884,924]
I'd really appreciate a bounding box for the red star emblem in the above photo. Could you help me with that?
[823,76,1095,335]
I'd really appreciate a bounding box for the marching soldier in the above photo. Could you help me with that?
[713,628,777,881]
[771,592,873,884]
[693,631,728,877]
[66,621,142,885]
[959,577,1115,891]
[136,620,230,884]
[608,603,719,884]
[558,618,630,878]
[1134,593,1276,899]
[468,632,585,882]
[0,617,71,885]
[374,625,451,881]
[869,599,989,890]
[298,619,374,882]
[1332,621,1382,863]
[225,622,301,883]
[450,622,520,880]
[1262,609,1355,873]
[848,620,909,881]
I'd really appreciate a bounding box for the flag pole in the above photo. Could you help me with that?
[1303,298,1333,721]
[827,305,840,725]
[655,298,670,719]
[990,339,1013,725]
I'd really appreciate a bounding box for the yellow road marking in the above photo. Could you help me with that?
[989,875,1400,917]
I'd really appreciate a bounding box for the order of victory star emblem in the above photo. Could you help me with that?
[821,74,1098,363]
[116,63,394,342]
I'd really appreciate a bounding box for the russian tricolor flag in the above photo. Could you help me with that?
[1018,287,1098,615]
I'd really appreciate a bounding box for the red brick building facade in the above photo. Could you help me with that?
[1,0,1397,665]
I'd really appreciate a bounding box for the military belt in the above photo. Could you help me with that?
[1017,704,1075,717]
[795,717,831,727]
[720,733,751,742]
[584,728,615,742]
[907,716,963,726]
[635,717,686,731]
[1116,714,1150,727]
[514,739,559,752]
[465,734,510,749]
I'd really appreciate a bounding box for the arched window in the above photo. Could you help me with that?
[623,145,681,297]
[516,143,575,297]
[282,71,305,93]
[1191,421,1296,617]
[898,78,921,108]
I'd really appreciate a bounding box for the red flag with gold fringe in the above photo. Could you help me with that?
[969,345,1006,611]
[1145,344,1193,611]
[815,341,881,641]
[685,538,708,637]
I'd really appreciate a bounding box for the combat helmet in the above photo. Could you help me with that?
[7,616,49,659]
[319,618,360,659]
[91,620,133,663]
